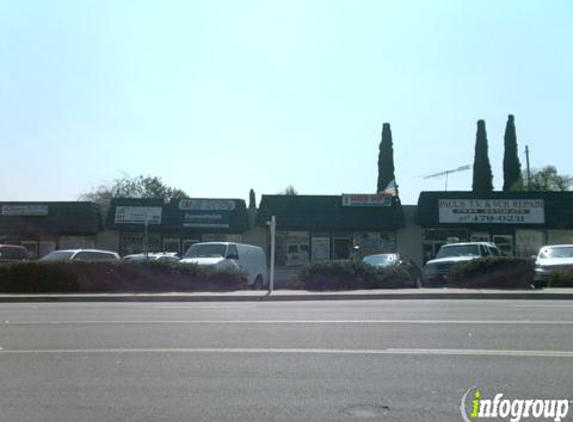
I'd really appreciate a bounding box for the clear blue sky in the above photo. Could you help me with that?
[1,0,571,205]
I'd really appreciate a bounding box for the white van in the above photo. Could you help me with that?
[180,242,268,289]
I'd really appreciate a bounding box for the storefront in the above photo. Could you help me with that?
[106,198,249,256]
[417,191,573,261]
[255,194,405,266]
[0,202,102,258]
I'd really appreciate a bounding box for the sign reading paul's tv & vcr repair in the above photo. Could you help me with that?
[438,199,545,224]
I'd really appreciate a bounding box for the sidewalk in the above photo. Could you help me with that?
[0,288,572,302]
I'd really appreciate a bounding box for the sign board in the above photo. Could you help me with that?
[1,205,49,216]
[114,206,162,224]
[183,212,230,228]
[438,199,545,224]
[179,199,236,211]
[341,194,392,207]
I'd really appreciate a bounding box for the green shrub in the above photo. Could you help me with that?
[0,261,246,293]
[297,260,415,291]
[448,258,534,289]
[548,269,573,288]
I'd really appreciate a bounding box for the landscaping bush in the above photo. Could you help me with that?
[297,260,415,291]
[548,269,573,288]
[0,261,247,293]
[448,258,535,289]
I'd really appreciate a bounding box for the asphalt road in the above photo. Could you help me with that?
[0,300,572,422]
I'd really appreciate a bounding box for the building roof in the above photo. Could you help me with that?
[417,191,573,229]
[0,202,102,235]
[105,198,249,232]
[255,195,404,231]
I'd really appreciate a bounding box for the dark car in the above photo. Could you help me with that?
[0,244,29,263]
[362,253,423,287]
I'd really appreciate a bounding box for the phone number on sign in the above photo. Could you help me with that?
[472,215,526,223]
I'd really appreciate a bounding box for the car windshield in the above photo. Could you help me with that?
[436,245,480,259]
[184,244,227,258]
[0,247,28,260]
[363,254,396,267]
[539,246,573,259]
[40,251,75,261]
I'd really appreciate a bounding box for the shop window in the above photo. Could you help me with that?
[311,234,330,261]
[182,239,200,256]
[59,236,96,250]
[492,235,513,256]
[21,241,38,259]
[163,238,181,254]
[515,230,545,257]
[38,241,56,258]
[276,231,309,266]
[333,237,351,260]
[121,233,161,256]
[353,232,396,256]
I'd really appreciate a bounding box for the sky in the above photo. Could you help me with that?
[0,0,571,205]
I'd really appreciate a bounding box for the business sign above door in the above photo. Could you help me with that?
[183,212,230,228]
[438,199,545,224]
[342,194,392,207]
[1,205,49,216]
[114,206,162,224]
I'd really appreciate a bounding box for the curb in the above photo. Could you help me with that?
[0,290,572,302]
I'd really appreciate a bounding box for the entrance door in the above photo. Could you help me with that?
[333,238,351,260]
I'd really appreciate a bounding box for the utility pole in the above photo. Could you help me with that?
[525,145,531,190]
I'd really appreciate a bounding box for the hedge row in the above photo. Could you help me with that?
[297,260,416,291]
[548,269,573,288]
[0,261,246,293]
[448,258,535,289]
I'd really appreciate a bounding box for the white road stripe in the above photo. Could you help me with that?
[3,319,573,325]
[0,347,571,358]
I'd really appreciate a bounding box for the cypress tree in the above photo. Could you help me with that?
[248,189,256,208]
[377,122,396,193]
[503,114,523,191]
[472,120,494,191]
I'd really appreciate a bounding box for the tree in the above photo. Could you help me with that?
[503,114,523,191]
[377,122,396,193]
[279,185,298,195]
[248,189,256,208]
[472,120,494,192]
[525,166,572,191]
[79,174,188,207]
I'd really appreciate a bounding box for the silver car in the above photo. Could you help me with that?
[534,244,573,287]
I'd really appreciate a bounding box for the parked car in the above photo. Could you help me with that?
[40,249,120,261]
[0,244,29,263]
[534,244,573,288]
[123,252,180,262]
[423,242,501,286]
[180,242,268,289]
[362,253,423,287]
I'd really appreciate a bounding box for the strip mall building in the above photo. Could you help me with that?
[1,191,571,267]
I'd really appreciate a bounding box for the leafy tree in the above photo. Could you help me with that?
[279,185,298,195]
[472,120,494,191]
[525,166,572,191]
[503,114,523,191]
[377,122,396,193]
[249,189,256,208]
[79,174,188,206]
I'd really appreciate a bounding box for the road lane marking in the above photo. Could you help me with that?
[3,320,573,325]
[0,347,571,358]
[512,304,573,308]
